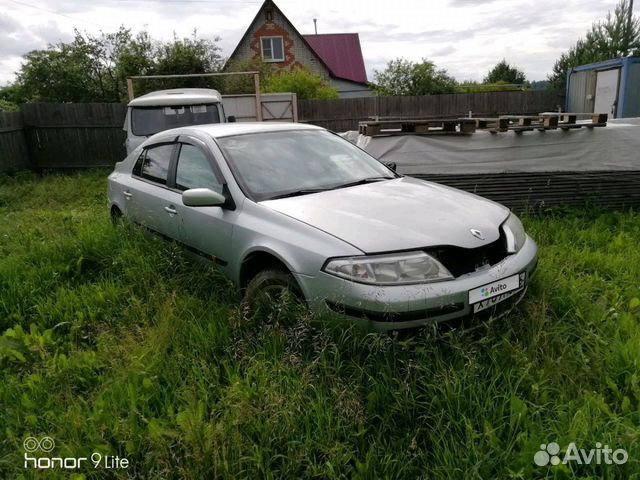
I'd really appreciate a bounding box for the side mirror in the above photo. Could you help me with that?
[227,115,236,123]
[384,162,397,172]
[182,188,226,207]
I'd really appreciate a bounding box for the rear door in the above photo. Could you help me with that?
[171,136,235,268]
[126,142,182,240]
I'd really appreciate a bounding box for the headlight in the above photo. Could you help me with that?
[323,251,453,285]
[502,213,526,253]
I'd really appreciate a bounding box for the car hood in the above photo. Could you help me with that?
[260,177,510,253]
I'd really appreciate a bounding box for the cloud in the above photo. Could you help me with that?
[448,0,500,6]
[430,45,457,57]
[0,14,73,84]
[0,12,21,33]
[361,27,478,44]
[0,17,71,53]
[0,0,622,86]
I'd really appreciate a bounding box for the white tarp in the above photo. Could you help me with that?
[341,119,640,175]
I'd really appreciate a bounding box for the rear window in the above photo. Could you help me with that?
[131,104,221,136]
[135,144,174,185]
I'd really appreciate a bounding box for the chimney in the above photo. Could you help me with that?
[313,18,317,34]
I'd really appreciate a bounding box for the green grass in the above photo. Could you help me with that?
[0,170,639,479]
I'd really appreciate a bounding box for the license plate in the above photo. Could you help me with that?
[469,273,523,313]
[472,288,523,313]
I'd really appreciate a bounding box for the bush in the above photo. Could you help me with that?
[373,58,457,96]
[0,99,18,112]
[264,67,339,100]
[223,59,275,95]
[456,82,529,93]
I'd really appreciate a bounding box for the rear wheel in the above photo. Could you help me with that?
[110,206,123,225]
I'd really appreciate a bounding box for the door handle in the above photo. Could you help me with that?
[164,206,177,215]
[123,191,132,199]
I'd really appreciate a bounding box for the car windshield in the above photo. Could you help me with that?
[131,104,221,136]
[217,130,396,201]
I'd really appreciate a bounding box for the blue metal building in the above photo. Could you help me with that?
[566,56,640,118]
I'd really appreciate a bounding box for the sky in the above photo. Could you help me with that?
[0,0,621,86]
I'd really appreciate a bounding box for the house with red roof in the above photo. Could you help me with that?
[226,0,373,98]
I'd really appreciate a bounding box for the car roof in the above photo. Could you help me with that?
[128,88,222,107]
[167,122,324,139]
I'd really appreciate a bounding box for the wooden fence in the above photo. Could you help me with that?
[0,112,30,171]
[20,103,127,170]
[1,93,639,211]
[298,90,565,131]
[0,92,565,172]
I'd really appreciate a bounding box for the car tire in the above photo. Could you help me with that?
[110,207,123,225]
[242,268,305,316]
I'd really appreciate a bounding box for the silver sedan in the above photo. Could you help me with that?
[107,123,538,330]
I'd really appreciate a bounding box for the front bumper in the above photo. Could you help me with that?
[295,235,538,331]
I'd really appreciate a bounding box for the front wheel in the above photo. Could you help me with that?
[242,268,305,321]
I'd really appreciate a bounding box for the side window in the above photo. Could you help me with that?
[132,151,144,176]
[175,144,222,192]
[138,144,174,185]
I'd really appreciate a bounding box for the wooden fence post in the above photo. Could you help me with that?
[127,78,134,101]
[254,73,263,122]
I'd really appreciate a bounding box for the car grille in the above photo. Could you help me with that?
[325,300,465,323]
[426,231,509,278]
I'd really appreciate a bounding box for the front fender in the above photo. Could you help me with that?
[229,202,362,286]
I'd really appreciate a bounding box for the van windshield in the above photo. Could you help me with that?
[131,104,221,136]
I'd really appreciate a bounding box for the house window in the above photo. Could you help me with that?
[261,36,284,62]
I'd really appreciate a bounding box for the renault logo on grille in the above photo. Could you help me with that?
[470,229,485,240]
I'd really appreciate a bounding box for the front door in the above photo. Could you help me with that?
[594,69,620,118]
[172,138,235,269]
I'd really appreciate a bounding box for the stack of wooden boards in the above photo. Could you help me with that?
[358,113,608,137]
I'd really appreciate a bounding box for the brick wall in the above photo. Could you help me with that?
[229,4,330,79]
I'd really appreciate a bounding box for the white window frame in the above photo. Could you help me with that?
[260,36,284,62]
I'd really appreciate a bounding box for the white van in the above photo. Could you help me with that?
[123,88,230,154]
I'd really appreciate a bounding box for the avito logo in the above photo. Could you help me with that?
[534,442,628,467]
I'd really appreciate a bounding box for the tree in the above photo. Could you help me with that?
[7,28,224,103]
[456,82,527,93]
[150,31,224,92]
[264,67,339,99]
[0,83,28,110]
[528,80,550,91]
[12,28,146,103]
[548,0,640,89]
[483,59,526,84]
[16,35,105,103]
[114,30,156,97]
[223,59,275,95]
[0,99,19,112]
[373,58,457,96]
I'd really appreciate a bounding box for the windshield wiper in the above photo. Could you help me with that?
[328,176,395,191]
[264,177,395,201]
[265,188,328,200]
